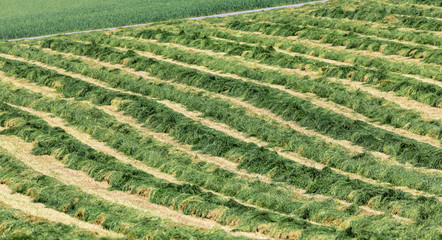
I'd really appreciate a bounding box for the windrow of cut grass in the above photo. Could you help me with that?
[4,50,437,200]
[208,15,442,80]
[0,56,440,229]
[0,179,123,239]
[386,0,442,7]
[0,100,342,239]
[1,43,440,196]
[0,143,257,240]
[218,16,442,66]
[29,38,442,170]
[0,129,274,240]
[0,73,363,230]
[0,0,439,238]
[110,25,442,119]
[40,47,442,177]
[219,6,442,47]
[0,66,440,239]
[0,99,346,238]
[0,198,105,239]
[119,26,442,108]
[307,0,442,31]
[1,81,418,239]
[206,24,442,86]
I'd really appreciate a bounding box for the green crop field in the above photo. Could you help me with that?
[0,0,441,239]
[0,0,312,40]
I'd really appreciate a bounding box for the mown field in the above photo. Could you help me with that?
[0,0,312,40]
[0,0,441,239]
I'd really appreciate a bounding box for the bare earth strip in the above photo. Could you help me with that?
[0,134,268,240]
[0,183,123,239]
[0,72,392,219]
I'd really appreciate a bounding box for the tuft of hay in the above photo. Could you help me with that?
[383,15,399,24]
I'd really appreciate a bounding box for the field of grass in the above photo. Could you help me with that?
[0,0,441,239]
[0,0,312,40]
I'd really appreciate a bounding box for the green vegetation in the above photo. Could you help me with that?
[0,55,440,226]
[0,203,100,239]
[0,0,440,239]
[2,43,441,195]
[0,59,439,239]
[35,39,442,169]
[0,149,243,239]
[0,0,311,40]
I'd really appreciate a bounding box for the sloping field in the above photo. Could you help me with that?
[0,0,441,239]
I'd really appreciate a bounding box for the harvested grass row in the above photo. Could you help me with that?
[219,17,442,66]
[0,98,343,239]
[219,5,442,47]
[0,148,247,240]
[0,57,440,228]
[102,27,442,140]
[3,43,441,196]
[122,26,442,107]
[308,0,442,31]
[211,15,441,75]
[0,86,345,239]
[32,38,442,170]
[0,201,101,239]
[386,0,442,7]
[0,76,361,229]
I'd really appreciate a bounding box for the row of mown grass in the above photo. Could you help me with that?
[100,26,442,140]
[26,39,442,170]
[0,55,440,229]
[0,84,345,238]
[0,200,101,239]
[1,42,440,196]
[120,26,442,107]
[218,16,442,66]
[215,2,442,47]
[0,147,245,240]
[308,0,442,31]
[0,57,440,239]
[204,15,441,77]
